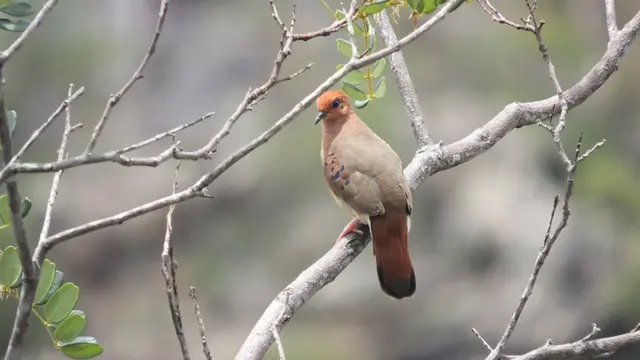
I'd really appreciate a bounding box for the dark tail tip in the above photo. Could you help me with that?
[376,266,416,299]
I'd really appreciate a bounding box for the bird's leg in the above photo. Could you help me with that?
[336,218,364,243]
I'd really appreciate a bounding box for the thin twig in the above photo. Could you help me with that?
[577,138,607,163]
[377,9,433,147]
[5,111,215,181]
[116,112,214,155]
[188,286,214,360]
[579,323,602,342]
[176,2,314,160]
[604,0,619,41]
[476,0,535,32]
[272,325,286,360]
[85,0,171,153]
[0,87,84,180]
[39,83,75,243]
[472,328,494,352]
[161,160,190,360]
[0,0,61,63]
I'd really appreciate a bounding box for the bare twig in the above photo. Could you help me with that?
[271,325,286,360]
[476,0,535,32]
[161,161,190,360]
[4,111,214,181]
[580,323,602,342]
[0,87,84,180]
[472,328,494,352]
[115,112,214,155]
[188,286,214,360]
[577,138,607,163]
[0,0,61,63]
[39,83,76,243]
[605,0,619,40]
[377,9,433,147]
[175,2,314,160]
[85,0,171,153]
[486,2,592,359]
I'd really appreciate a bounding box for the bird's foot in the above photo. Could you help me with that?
[336,218,364,243]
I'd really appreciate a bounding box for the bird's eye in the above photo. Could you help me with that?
[332,99,340,108]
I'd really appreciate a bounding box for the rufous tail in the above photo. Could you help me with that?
[370,211,415,299]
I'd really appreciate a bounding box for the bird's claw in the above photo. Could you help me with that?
[335,218,364,243]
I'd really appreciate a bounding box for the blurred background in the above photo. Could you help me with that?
[1,0,640,359]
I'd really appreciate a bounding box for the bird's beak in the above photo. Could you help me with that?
[314,111,327,125]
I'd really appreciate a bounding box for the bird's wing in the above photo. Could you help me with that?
[323,150,385,219]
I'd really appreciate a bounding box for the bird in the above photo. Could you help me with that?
[314,89,415,299]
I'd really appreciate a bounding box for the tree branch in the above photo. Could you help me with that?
[161,161,190,360]
[0,87,84,182]
[0,0,61,63]
[188,286,214,360]
[0,71,35,360]
[605,0,618,41]
[234,8,640,360]
[377,10,433,147]
[85,0,171,153]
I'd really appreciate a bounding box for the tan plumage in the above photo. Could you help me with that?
[315,90,415,299]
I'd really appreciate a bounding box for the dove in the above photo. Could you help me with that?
[315,90,415,299]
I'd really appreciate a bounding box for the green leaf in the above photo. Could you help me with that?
[359,0,390,15]
[54,310,87,343]
[0,0,11,8]
[59,336,104,359]
[342,83,368,101]
[374,76,387,98]
[39,269,64,305]
[34,260,56,304]
[0,245,22,287]
[407,0,420,11]
[337,64,365,85]
[0,18,30,32]
[336,38,355,58]
[6,110,16,138]
[0,2,35,17]
[353,98,371,109]
[44,282,79,323]
[417,0,427,13]
[19,197,31,218]
[371,58,386,78]
[0,194,11,229]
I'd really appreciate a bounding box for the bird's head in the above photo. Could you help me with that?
[314,90,352,125]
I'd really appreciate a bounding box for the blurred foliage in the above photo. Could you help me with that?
[0,0,34,33]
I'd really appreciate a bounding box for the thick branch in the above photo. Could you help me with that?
[377,10,433,147]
